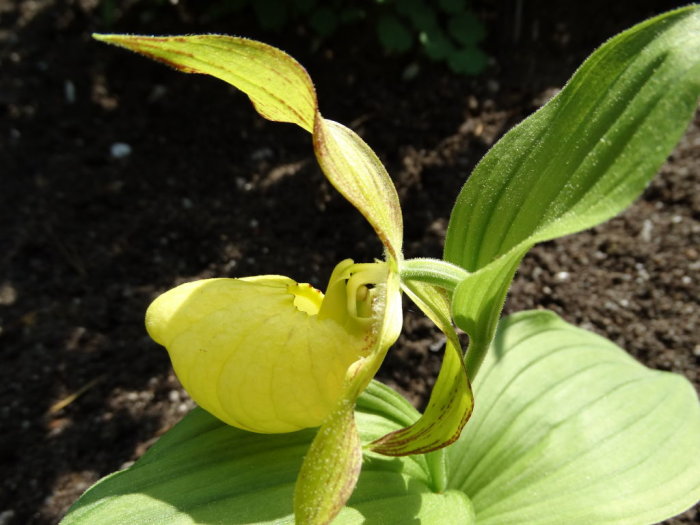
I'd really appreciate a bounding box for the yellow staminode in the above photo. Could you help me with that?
[146,261,386,433]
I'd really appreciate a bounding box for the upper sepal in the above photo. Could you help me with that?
[92,33,318,131]
[94,34,404,260]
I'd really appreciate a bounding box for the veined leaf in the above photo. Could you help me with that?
[443,6,700,377]
[61,381,475,525]
[447,310,700,524]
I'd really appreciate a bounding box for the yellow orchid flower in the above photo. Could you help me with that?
[93,33,472,524]
[145,261,393,434]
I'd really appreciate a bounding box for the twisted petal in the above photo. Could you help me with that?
[146,275,371,433]
[93,34,403,262]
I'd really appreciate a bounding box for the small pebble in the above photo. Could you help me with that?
[639,219,653,242]
[0,510,16,525]
[251,147,274,161]
[402,62,420,81]
[429,336,446,352]
[64,80,76,104]
[110,142,132,159]
[0,282,17,305]
[635,262,650,280]
[148,84,168,103]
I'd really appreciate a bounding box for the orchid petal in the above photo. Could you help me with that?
[313,117,403,261]
[370,280,473,455]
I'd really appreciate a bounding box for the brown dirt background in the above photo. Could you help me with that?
[0,1,698,523]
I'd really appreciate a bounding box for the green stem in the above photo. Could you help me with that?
[425,448,448,493]
[399,258,470,292]
[464,337,490,383]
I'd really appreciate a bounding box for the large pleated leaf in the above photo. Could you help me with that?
[443,6,700,377]
[61,381,474,524]
[447,310,700,524]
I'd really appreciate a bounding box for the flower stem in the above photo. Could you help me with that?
[399,258,470,292]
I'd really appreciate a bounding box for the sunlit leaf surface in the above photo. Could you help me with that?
[447,310,700,524]
[444,7,700,377]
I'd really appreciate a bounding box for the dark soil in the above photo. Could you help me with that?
[1,1,697,524]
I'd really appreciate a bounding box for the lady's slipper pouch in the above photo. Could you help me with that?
[145,260,391,434]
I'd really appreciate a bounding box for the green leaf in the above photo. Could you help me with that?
[92,34,318,132]
[310,6,339,37]
[447,12,485,46]
[443,6,700,377]
[376,13,413,53]
[61,382,475,525]
[340,7,365,24]
[447,310,700,524]
[438,0,467,15]
[396,0,438,32]
[419,29,454,61]
[370,280,473,455]
[447,47,488,75]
